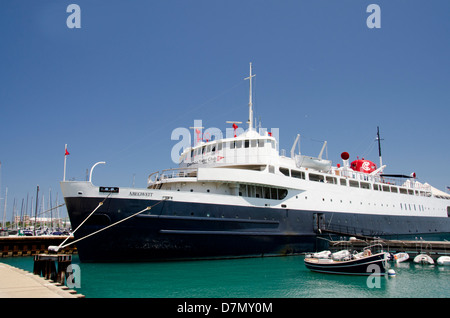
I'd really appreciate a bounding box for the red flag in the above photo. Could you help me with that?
[65,148,70,156]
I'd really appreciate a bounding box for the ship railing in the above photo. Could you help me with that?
[148,167,198,185]
[339,169,431,193]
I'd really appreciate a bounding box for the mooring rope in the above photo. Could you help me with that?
[56,194,112,250]
[57,198,166,250]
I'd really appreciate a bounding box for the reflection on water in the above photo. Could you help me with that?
[1,255,449,298]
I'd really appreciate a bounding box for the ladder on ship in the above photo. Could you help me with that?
[313,213,387,241]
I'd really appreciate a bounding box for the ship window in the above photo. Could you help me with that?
[258,139,264,147]
[269,165,275,173]
[191,149,194,158]
[239,184,246,197]
[382,185,390,192]
[391,186,398,193]
[202,146,206,154]
[255,186,262,198]
[237,184,287,200]
[326,176,337,184]
[211,145,216,153]
[360,182,371,189]
[271,188,278,200]
[309,173,324,182]
[278,189,288,200]
[340,178,347,186]
[236,140,242,148]
[373,184,379,190]
[291,170,305,179]
[447,206,450,217]
[230,141,235,149]
[217,142,223,151]
[408,189,414,195]
[279,167,290,176]
[349,180,359,188]
[244,140,249,148]
[251,139,257,147]
[399,188,407,194]
[206,145,211,153]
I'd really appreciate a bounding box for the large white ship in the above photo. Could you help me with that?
[61,64,450,262]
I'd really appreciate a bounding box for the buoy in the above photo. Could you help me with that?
[388,269,396,277]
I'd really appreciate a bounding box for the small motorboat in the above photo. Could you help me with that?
[393,252,409,263]
[304,250,388,276]
[437,256,450,266]
[413,254,434,265]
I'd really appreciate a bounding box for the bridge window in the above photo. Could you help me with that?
[279,167,290,176]
[309,173,324,182]
[360,182,371,189]
[326,176,337,184]
[349,180,359,188]
[291,170,305,179]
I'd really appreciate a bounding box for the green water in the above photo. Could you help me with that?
[1,255,449,298]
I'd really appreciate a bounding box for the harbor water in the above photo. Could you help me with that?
[1,255,449,298]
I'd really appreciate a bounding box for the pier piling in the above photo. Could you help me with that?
[33,254,72,285]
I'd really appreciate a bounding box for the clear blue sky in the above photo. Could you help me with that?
[1,0,449,223]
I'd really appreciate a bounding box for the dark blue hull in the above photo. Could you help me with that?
[64,197,450,262]
[304,253,387,276]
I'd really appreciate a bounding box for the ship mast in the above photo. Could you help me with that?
[244,62,256,131]
[376,126,383,168]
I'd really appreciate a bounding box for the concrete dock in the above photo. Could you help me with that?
[0,263,84,298]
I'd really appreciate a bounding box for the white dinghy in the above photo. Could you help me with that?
[413,254,434,265]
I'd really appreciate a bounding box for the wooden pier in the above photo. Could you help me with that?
[328,238,450,260]
[0,236,77,257]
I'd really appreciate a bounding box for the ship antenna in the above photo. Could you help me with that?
[244,62,256,131]
[376,126,384,168]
